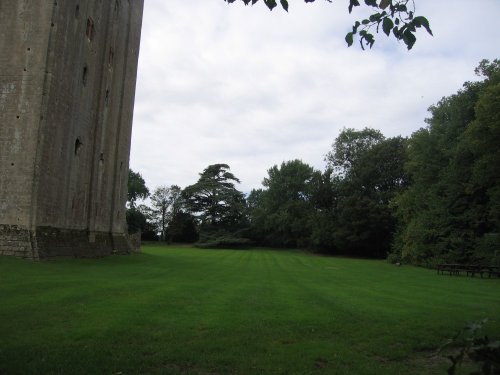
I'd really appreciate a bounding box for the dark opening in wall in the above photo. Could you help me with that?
[115,0,120,15]
[86,17,95,41]
[75,4,80,18]
[74,138,83,155]
[82,65,88,85]
[105,89,110,105]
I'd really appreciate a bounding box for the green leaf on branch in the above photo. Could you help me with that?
[366,33,375,48]
[263,0,277,10]
[359,30,375,50]
[280,0,289,11]
[352,21,361,33]
[394,3,407,12]
[348,0,361,13]
[413,16,433,35]
[382,17,393,36]
[379,0,391,10]
[345,32,354,47]
[402,29,416,49]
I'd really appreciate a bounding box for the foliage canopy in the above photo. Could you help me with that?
[127,169,149,208]
[183,164,247,230]
[224,0,432,50]
[390,59,500,266]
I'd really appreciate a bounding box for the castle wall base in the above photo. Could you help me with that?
[0,225,34,259]
[0,225,139,260]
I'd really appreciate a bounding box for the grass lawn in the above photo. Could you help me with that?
[0,244,499,374]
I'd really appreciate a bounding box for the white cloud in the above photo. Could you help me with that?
[130,0,500,193]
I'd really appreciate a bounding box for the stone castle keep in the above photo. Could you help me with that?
[0,1,145,259]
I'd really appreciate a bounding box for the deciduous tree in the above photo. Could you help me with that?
[325,127,384,177]
[323,130,408,257]
[150,185,178,241]
[249,160,320,248]
[127,169,149,208]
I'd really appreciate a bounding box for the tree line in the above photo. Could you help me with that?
[127,60,499,267]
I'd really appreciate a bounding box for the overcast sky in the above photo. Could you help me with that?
[130,0,500,194]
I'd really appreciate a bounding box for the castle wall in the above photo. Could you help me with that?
[0,1,54,258]
[0,1,52,229]
[0,0,144,259]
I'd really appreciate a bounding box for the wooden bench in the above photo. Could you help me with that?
[437,264,500,278]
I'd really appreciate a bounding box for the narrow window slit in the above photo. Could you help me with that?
[74,138,83,155]
[108,48,114,68]
[82,65,88,85]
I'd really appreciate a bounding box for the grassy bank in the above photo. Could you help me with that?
[1,245,499,374]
